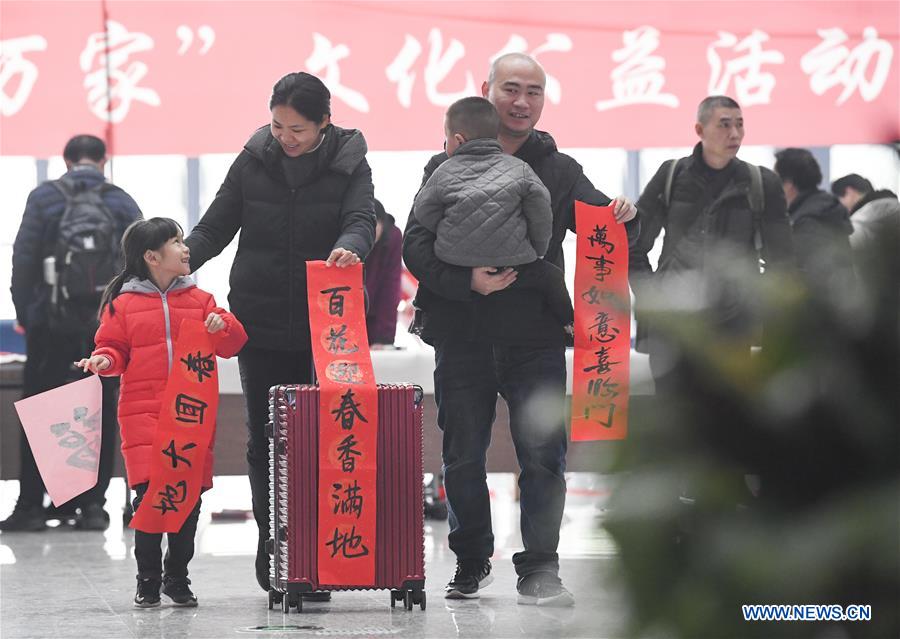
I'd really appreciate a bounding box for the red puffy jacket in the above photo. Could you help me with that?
[93,277,247,488]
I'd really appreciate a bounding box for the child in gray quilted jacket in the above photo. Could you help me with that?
[413,97,573,326]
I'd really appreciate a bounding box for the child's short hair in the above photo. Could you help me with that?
[446,97,500,141]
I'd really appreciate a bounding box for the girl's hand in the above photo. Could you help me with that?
[325,248,361,268]
[75,355,110,374]
[205,312,225,333]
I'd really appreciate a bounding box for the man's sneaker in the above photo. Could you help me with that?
[445,559,493,599]
[0,505,47,532]
[134,577,161,608]
[162,577,198,607]
[74,503,110,531]
[516,572,575,607]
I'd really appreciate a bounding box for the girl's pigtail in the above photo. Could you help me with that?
[98,270,129,319]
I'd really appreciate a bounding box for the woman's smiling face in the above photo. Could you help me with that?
[270,104,329,157]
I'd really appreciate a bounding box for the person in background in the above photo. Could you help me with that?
[774,147,854,288]
[3,134,141,532]
[830,173,900,252]
[365,199,403,347]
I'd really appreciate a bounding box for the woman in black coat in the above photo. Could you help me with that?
[185,72,375,593]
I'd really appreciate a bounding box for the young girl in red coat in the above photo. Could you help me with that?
[77,217,247,608]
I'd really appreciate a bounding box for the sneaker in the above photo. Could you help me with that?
[45,503,77,525]
[162,577,198,607]
[134,577,161,608]
[445,558,493,599]
[0,505,47,532]
[516,572,575,607]
[74,503,110,531]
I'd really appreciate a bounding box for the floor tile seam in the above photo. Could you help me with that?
[72,564,139,639]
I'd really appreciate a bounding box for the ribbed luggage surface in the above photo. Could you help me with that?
[269,383,425,594]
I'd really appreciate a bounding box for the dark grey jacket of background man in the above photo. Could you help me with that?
[185,124,375,351]
[404,129,640,347]
[787,189,854,288]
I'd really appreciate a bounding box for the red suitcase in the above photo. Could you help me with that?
[266,383,426,613]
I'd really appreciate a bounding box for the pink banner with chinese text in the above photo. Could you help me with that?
[2,1,897,156]
[14,375,102,507]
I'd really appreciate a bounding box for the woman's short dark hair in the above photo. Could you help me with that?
[269,72,331,124]
[774,147,823,192]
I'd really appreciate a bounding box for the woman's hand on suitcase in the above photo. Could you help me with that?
[75,355,111,374]
[205,312,226,333]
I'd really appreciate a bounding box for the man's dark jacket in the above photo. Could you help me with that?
[403,129,640,346]
[186,124,375,351]
[788,189,854,288]
[11,165,142,330]
[631,143,795,342]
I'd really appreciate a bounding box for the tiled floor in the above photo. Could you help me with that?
[0,474,626,639]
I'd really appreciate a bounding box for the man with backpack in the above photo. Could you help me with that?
[628,96,795,501]
[3,135,142,532]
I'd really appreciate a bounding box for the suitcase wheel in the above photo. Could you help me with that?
[414,590,426,611]
[281,592,301,614]
[403,590,413,611]
[268,589,283,610]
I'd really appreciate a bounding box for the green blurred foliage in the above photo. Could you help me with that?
[606,233,899,639]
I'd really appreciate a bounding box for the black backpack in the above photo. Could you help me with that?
[663,157,766,252]
[47,177,121,330]
[635,158,767,353]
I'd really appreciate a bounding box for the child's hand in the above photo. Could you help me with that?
[205,312,225,333]
[75,355,110,374]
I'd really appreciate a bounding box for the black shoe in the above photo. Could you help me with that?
[162,576,198,607]
[516,572,574,607]
[301,591,332,602]
[445,558,493,599]
[45,503,77,525]
[134,577,161,608]
[0,505,47,532]
[75,503,110,531]
[255,536,270,591]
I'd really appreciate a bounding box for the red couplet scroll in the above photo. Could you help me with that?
[306,262,378,587]
[571,202,631,441]
[131,319,219,533]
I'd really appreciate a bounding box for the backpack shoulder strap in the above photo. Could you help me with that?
[747,163,764,214]
[50,176,77,200]
[663,158,681,209]
[744,162,765,251]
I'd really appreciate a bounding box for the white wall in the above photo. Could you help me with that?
[2,145,898,322]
